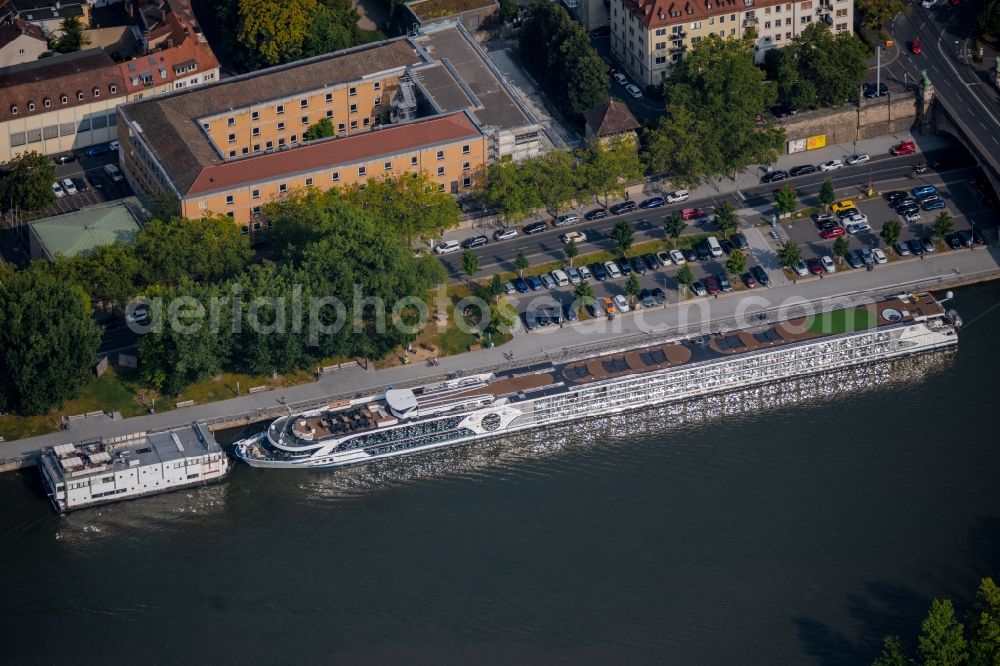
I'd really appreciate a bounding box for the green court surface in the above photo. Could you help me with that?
[805,307,876,334]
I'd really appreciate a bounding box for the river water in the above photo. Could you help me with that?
[2,283,999,665]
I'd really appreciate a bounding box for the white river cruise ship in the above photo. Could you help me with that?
[235,294,959,470]
[39,422,230,512]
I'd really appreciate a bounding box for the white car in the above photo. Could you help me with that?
[669,249,686,265]
[820,255,836,273]
[844,212,869,225]
[494,228,518,241]
[613,294,630,313]
[791,260,809,277]
[561,230,587,244]
[578,265,594,281]
[656,251,672,266]
[613,72,628,85]
[819,159,843,171]
[903,211,921,223]
[921,0,935,7]
[109,140,120,150]
[433,240,460,254]
[565,266,582,285]
[846,221,871,235]
[625,84,643,99]
[665,189,690,203]
[60,178,77,195]
[604,260,622,279]
[872,248,888,264]
[846,153,870,165]
[52,181,65,198]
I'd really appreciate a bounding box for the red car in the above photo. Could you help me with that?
[910,39,922,54]
[820,226,847,239]
[807,257,824,275]
[704,275,720,295]
[681,207,706,220]
[891,140,916,156]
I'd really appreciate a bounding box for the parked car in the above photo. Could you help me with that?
[540,273,557,289]
[731,233,749,250]
[60,178,78,195]
[72,177,88,193]
[751,265,770,286]
[908,238,925,256]
[720,239,734,255]
[53,153,77,164]
[716,273,732,292]
[52,181,65,198]
[503,281,517,295]
[564,303,579,322]
[103,163,124,182]
[690,280,708,297]
[921,199,946,211]
[85,144,111,158]
[846,221,871,235]
[891,140,917,156]
[461,235,488,249]
[761,170,788,183]
[561,230,587,244]
[740,272,758,288]
[613,72,628,85]
[625,84,643,99]
[610,200,638,214]
[872,248,888,264]
[820,255,836,273]
[806,257,823,275]
[590,262,608,281]
[903,211,921,223]
[884,190,908,204]
[642,254,659,271]
[640,196,665,209]
[86,173,104,189]
[578,265,594,281]
[553,213,579,227]
[814,212,837,226]
[669,249,686,265]
[863,83,888,98]
[639,289,655,308]
[820,226,846,239]
[513,277,530,293]
[695,241,711,261]
[603,297,616,319]
[127,304,150,324]
[846,250,864,268]
[704,275,720,295]
[528,275,544,291]
[892,240,911,256]
[614,294,630,312]
[523,221,548,235]
[494,227,518,241]
[586,301,601,318]
[921,237,935,253]
[630,257,647,275]
[604,260,622,279]
[861,248,874,266]
[831,199,856,213]
[651,287,668,303]
[910,39,922,54]
[791,260,809,277]
[585,209,608,220]
[434,240,460,254]
[819,159,843,171]
[946,233,962,249]
[846,153,870,165]
[665,189,690,203]
[617,257,632,276]
[682,248,698,263]
[566,266,582,285]
[789,164,817,177]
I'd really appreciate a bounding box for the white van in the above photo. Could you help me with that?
[550,269,570,287]
[707,236,723,257]
[103,163,124,182]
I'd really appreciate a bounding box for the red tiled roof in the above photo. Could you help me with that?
[118,35,219,95]
[185,112,481,196]
[583,100,640,136]
[0,18,45,49]
[622,0,777,28]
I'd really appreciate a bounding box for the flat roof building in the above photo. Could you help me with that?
[27,197,146,260]
[117,23,542,227]
[405,0,500,31]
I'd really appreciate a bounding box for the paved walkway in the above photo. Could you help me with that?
[4,244,998,459]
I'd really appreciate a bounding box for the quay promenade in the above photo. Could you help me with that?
[2,245,998,466]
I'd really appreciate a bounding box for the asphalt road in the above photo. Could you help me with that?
[873,1,1000,169]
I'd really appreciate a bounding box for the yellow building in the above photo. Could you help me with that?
[610,0,854,88]
[118,24,542,230]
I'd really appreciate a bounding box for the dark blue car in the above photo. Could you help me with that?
[513,277,530,293]
[640,197,665,209]
[528,275,544,291]
[86,144,111,157]
[921,199,946,211]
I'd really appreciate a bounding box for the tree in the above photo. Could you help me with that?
[478,156,540,223]
[774,184,799,215]
[484,274,505,305]
[641,105,707,187]
[564,239,579,267]
[675,264,695,293]
[535,151,579,216]
[980,0,1000,34]
[820,178,836,209]
[236,0,315,65]
[0,150,55,212]
[777,240,802,268]
[611,219,634,254]
[725,248,747,275]
[833,236,850,264]
[580,138,642,208]
[788,24,870,107]
[303,117,335,141]
[72,242,143,312]
[486,301,519,337]
[339,172,461,244]
[624,273,642,304]
[881,220,902,252]
[514,250,530,277]
[498,0,517,21]
[918,598,967,666]
[51,16,89,53]
[969,577,1000,666]
[0,265,101,414]
[664,212,686,246]
[135,216,252,286]
[573,281,595,312]
[713,201,740,237]
[147,188,181,221]
[857,0,905,29]
[932,212,954,240]
[871,635,908,666]
[461,250,480,277]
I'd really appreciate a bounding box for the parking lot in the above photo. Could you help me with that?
[38,150,133,218]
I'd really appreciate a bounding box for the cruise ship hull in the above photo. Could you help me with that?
[234,296,958,470]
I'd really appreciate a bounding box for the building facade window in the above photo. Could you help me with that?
[384,161,392,171]
[358,166,366,176]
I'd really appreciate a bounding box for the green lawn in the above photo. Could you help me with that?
[805,307,876,334]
